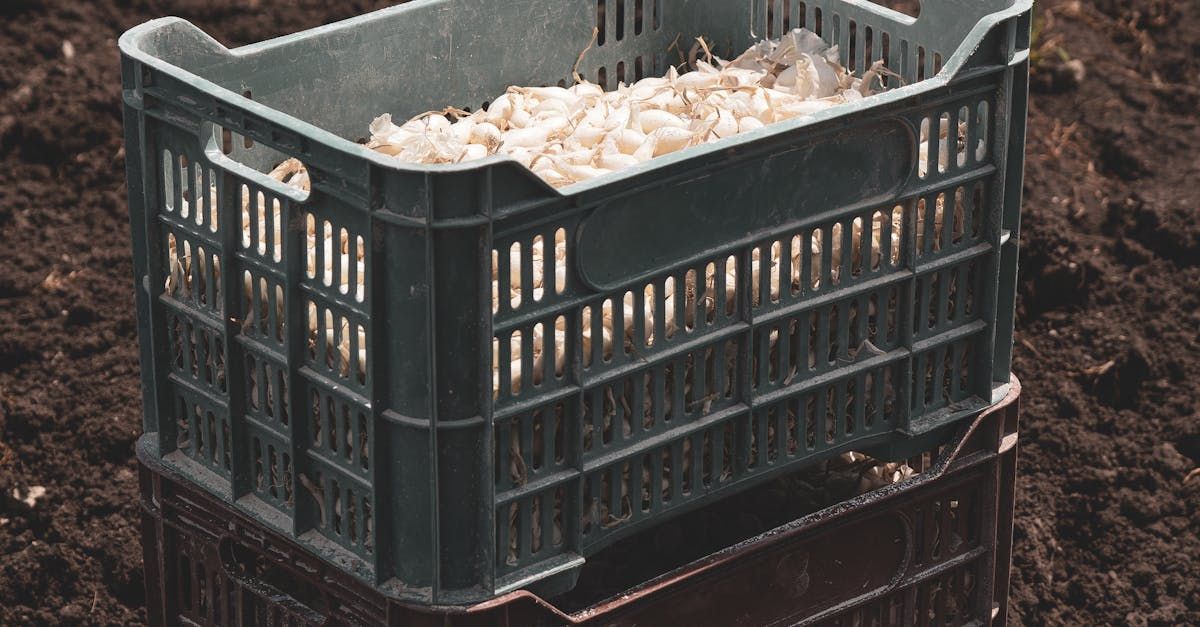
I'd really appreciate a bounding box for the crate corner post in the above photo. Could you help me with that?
[373,165,497,602]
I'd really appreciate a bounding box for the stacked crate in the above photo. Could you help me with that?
[122,0,1031,614]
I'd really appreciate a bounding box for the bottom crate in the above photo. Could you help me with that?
[139,378,1020,627]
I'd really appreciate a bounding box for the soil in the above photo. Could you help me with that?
[0,1,1196,625]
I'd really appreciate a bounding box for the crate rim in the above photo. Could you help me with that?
[117,0,1033,196]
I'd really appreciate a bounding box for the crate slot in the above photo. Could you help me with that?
[493,227,566,315]
[304,212,366,303]
[975,100,990,162]
[911,334,976,415]
[240,184,284,263]
[499,486,567,570]
[165,151,220,235]
[913,180,989,257]
[172,391,231,477]
[596,0,606,46]
[166,310,227,394]
[913,256,981,338]
[164,231,223,313]
[305,468,373,557]
[496,398,569,491]
[251,434,293,508]
[305,300,367,387]
[245,353,287,425]
[309,387,371,477]
[241,269,285,345]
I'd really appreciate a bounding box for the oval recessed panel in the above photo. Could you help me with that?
[575,119,913,291]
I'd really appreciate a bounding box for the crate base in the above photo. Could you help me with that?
[139,378,1019,626]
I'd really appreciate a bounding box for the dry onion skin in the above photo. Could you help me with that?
[366,28,898,187]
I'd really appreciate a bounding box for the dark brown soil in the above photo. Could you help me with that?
[0,1,1196,625]
[1008,1,1200,624]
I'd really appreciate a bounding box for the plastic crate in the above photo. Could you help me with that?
[121,0,1031,603]
[139,377,1020,626]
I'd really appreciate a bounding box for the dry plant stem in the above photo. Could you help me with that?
[573,27,600,85]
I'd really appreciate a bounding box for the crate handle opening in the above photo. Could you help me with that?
[863,0,922,19]
[201,122,312,203]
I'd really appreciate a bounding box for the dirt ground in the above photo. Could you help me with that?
[0,1,1197,624]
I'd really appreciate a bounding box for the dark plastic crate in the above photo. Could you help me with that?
[122,0,1031,603]
[139,378,1020,626]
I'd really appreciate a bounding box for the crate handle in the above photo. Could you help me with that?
[200,122,312,204]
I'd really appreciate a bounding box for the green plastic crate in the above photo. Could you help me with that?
[120,0,1031,605]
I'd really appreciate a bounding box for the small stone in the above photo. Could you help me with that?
[1063,59,1086,84]
[22,486,46,507]
[11,486,47,507]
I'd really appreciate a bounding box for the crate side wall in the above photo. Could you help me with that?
[125,50,416,588]
[482,68,1018,576]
